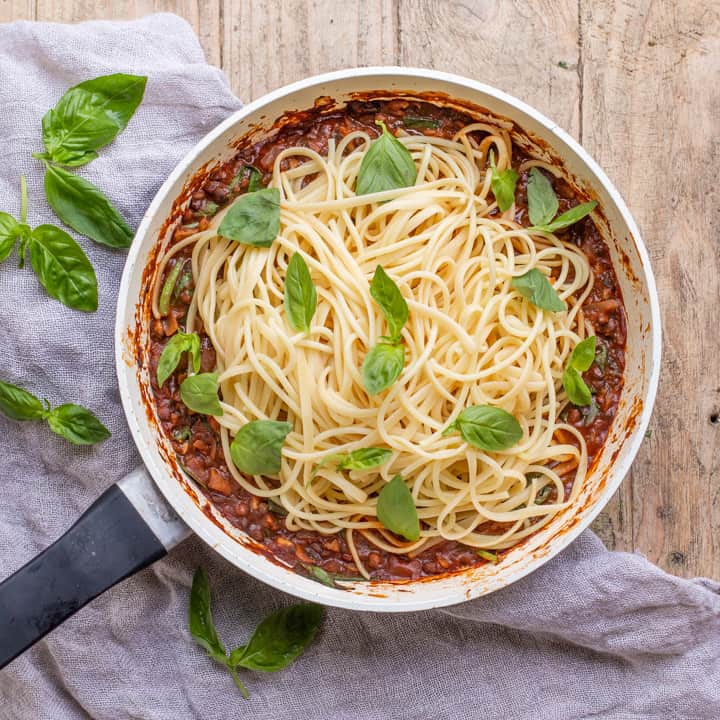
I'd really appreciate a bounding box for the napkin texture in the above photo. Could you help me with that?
[0,13,718,720]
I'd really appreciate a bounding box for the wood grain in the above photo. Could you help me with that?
[2,0,718,577]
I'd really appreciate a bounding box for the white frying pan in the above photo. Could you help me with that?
[0,68,661,668]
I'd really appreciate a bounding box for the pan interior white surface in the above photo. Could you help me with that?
[116,68,661,612]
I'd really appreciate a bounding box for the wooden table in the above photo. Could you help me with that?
[2,0,717,579]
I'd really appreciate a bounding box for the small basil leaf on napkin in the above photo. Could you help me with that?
[530,201,597,233]
[157,332,202,387]
[362,342,405,395]
[562,367,593,406]
[527,167,559,226]
[511,268,566,312]
[442,405,523,452]
[180,372,224,416]
[41,73,147,166]
[356,121,417,196]
[0,212,22,263]
[230,420,292,475]
[218,187,281,247]
[27,224,98,312]
[45,404,111,445]
[370,265,408,343]
[284,252,316,333]
[0,379,46,421]
[44,164,133,248]
[376,474,420,541]
[231,604,323,673]
[489,152,519,212]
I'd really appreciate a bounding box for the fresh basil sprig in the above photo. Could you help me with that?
[0,178,98,312]
[230,420,292,475]
[356,121,417,196]
[511,268,566,312]
[0,378,110,445]
[562,335,596,406]
[43,163,133,248]
[312,447,392,477]
[376,474,420,542]
[157,332,201,387]
[284,252,316,333]
[443,405,523,452]
[362,266,408,395]
[489,151,519,213]
[526,167,597,232]
[189,568,322,698]
[37,73,147,167]
[180,372,224,416]
[218,188,281,248]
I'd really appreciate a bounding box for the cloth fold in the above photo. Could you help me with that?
[0,13,718,720]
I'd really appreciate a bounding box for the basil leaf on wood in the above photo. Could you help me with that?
[567,335,596,372]
[46,404,111,445]
[41,73,147,167]
[527,167,559,226]
[44,164,133,248]
[232,605,323,673]
[157,332,201,387]
[230,420,292,475]
[180,372,223,416]
[403,116,439,129]
[0,212,21,263]
[370,265,408,343]
[362,342,405,395]
[511,268,566,312]
[443,405,523,452]
[530,201,597,233]
[489,153,519,213]
[218,187,280,247]
[376,474,420,542]
[356,121,417,196]
[284,252,316,333]
[562,367,592,406]
[28,224,98,312]
[0,379,46,421]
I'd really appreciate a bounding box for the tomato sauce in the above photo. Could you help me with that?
[147,99,627,583]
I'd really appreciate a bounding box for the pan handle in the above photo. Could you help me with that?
[0,467,190,670]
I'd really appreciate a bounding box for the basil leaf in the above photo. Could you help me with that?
[489,154,519,213]
[442,405,522,451]
[44,164,133,248]
[595,343,608,371]
[567,336,596,372]
[337,447,393,471]
[376,474,420,541]
[158,260,184,316]
[305,565,335,587]
[530,201,597,233]
[46,404,111,445]
[511,268,566,312]
[218,187,280,248]
[284,252,316,333]
[41,73,147,166]
[361,342,405,395]
[28,224,98,312]
[583,398,600,425]
[370,265,408,343]
[0,212,21,263]
[562,367,592,406]
[0,379,45,421]
[198,201,219,217]
[476,550,498,563]
[180,372,224,416]
[157,332,201,387]
[188,568,229,663]
[403,116,439,129]
[230,420,292,475]
[247,167,264,193]
[527,167,558,227]
[356,122,417,196]
[233,604,323,673]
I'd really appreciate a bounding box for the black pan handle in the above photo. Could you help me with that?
[0,468,190,670]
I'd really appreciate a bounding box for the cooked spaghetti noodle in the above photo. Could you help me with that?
[153,122,595,578]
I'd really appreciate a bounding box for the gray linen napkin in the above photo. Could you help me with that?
[0,13,718,720]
